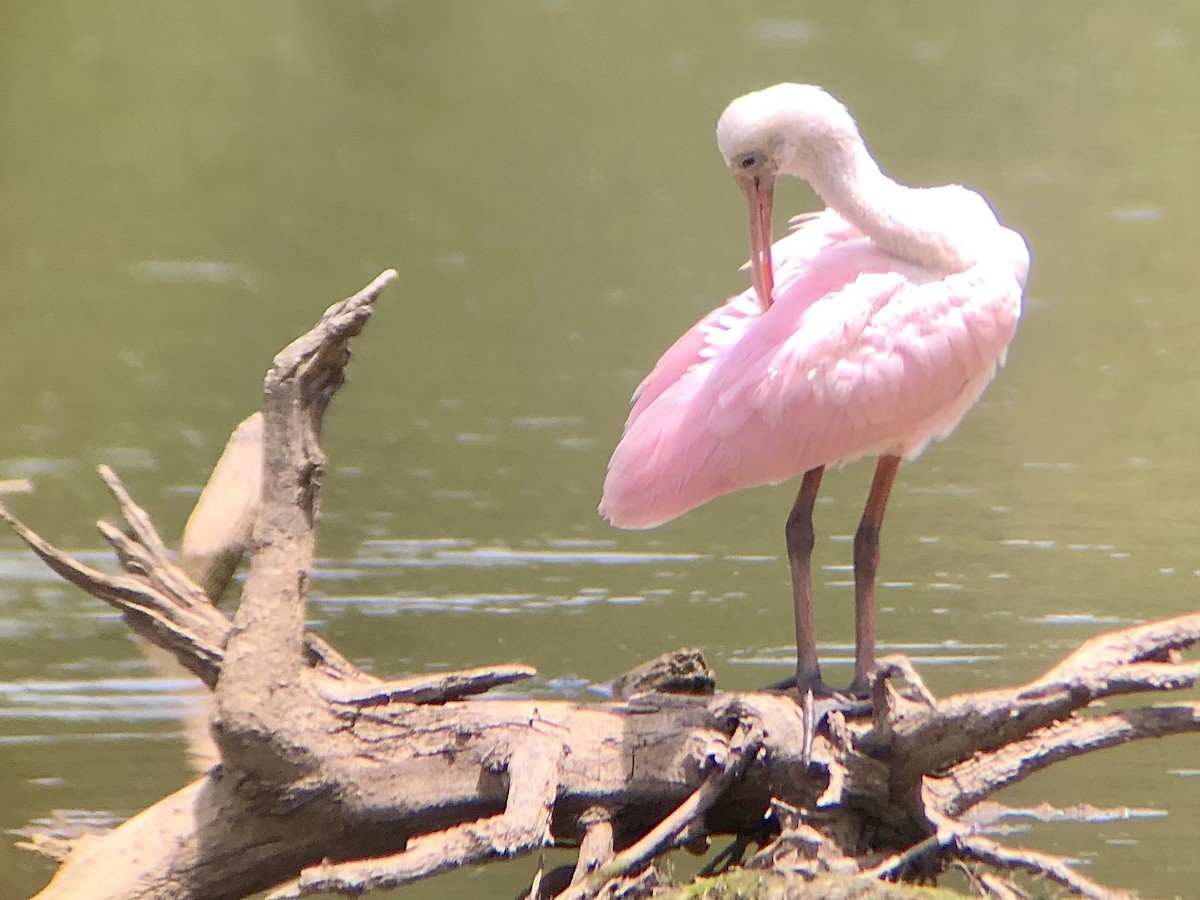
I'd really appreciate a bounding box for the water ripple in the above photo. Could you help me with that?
[0,677,206,723]
[730,640,1005,670]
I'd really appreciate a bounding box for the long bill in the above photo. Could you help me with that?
[738,172,776,311]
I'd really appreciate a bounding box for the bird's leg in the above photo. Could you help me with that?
[848,454,901,697]
[784,465,826,694]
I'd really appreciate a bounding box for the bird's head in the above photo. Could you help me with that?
[716,84,861,309]
[717,83,860,182]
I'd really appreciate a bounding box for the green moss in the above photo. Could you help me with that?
[658,871,970,900]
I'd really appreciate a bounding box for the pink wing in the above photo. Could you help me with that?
[600,219,1025,529]
[625,212,860,423]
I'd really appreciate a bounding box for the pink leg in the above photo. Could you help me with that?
[847,455,900,696]
[784,466,827,694]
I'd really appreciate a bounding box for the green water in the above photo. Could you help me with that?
[2,3,1198,897]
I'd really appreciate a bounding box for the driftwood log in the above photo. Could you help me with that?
[4,271,1199,900]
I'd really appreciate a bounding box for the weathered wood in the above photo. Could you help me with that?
[571,808,616,886]
[6,270,1198,900]
[558,722,763,900]
[178,412,263,601]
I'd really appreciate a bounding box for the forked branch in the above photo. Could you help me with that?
[5,269,1198,900]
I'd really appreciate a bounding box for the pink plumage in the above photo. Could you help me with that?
[601,207,1027,529]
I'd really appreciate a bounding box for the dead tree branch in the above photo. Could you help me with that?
[178,412,263,601]
[5,269,1197,900]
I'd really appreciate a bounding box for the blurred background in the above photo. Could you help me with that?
[2,2,1198,897]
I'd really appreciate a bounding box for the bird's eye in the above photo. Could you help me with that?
[738,154,758,170]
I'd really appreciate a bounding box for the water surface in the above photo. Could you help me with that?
[2,3,1199,897]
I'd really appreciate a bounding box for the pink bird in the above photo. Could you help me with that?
[600,84,1029,696]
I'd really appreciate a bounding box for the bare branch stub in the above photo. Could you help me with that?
[927,702,1200,819]
[570,808,615,887]
[0,501,229,687]
[0,465,376,692]
[178,412,264,601]
[953,833,1133,900]
[862,613,1200,794]
[214,270,397,762]
[1030,612,1200,688]
[318,664,536,706]
[558,721,763,900]
[267,735,563,899]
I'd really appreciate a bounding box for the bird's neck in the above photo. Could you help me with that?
[809,143,973,273]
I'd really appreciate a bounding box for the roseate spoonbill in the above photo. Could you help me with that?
[600,84,1029,696]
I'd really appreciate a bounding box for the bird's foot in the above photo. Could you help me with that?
[765,677,872,738]
[795,673,843,700]
[766,671,858,701]
[765,671,875,719]
[844,672,874,700]
[845,657,894,700]
[762,671,838,696]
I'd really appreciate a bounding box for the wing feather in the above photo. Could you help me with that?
[601,222,1024,529]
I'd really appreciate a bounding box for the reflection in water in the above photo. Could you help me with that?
[2,2,1200,898]
[0,677,203,721]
